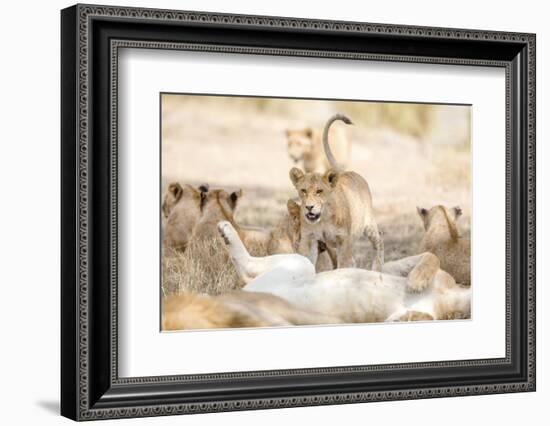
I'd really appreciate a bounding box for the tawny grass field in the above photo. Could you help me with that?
[161,95,471,297]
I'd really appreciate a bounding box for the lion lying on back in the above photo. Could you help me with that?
[163,220,471,331]
[417,205,471,286]
[218,220,471,323]
[285,121,350,173]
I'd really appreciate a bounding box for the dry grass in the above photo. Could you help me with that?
[162,238,240,296]
[161,95,472,300]
[162,235,268,296]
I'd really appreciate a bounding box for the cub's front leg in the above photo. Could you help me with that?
[297,233,319,267]
[335,237,355,268]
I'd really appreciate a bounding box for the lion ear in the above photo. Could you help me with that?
[417,206,428,218]
[323,169,339,188]
[196,183,209,206]
[304,127,313,138]
[452,206,463,220]
[287,199,301,218]
[168,183,183,201]
[289,167,305,186]
[228,189,243,210]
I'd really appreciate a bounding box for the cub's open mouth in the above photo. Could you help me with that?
[305,212,321,223]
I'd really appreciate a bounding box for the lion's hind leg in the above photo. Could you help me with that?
[218,221,315,286]
[406,252,440,292]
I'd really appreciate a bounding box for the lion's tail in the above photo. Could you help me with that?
[439,206,459,242]
[322,113,353,170]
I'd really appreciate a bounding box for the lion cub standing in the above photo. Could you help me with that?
[290,114,384,271]
[268,199,336,272]
[416,205,471,286]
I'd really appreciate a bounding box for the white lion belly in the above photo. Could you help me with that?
[246,268,407,324]
[311,270,406,322]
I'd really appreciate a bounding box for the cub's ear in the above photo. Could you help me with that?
[228,189,243,210]
[168,183,183,201]
[452,206,463,220]
[287,199,301,219]
[417,206,428,218]
[323,169,339,188]
[196,183,209,207]
[289,167,305,186]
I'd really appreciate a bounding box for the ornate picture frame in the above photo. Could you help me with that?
[61,4,535,421]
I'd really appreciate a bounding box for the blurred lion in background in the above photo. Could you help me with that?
[285,121,350,173]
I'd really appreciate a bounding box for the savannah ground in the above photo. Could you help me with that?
[161,95,471,297]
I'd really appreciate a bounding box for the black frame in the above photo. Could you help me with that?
[61,4,536,421]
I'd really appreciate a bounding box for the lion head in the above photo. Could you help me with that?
[417,205,462,234]
[192,188,243,242]
[201,188,242,219]
[162,183,183,218]
[289,167,339,224]
[285,128,314,164]
[162,183,209,219]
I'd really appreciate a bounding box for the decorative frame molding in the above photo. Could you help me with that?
[61,3,536,421]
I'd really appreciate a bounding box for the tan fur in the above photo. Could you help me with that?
[285,124,350,173]
[161,291,343,330]
[267,199,335,272]
[393,310,435,322]
[289,115,384,270]
[385,252,470,321]
[162,183,204,251]
[219,220,470,323]
[192,189,241,240]
[432,270,471,320]
[193,188,271,250]
[162,182,184,219]
[406,251,441,292]
[267,200,301,255]
[163,184,270,252]
[417,205,471,286]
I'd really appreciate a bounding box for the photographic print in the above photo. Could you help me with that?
[61,6,535,418]
[160,94,472,331]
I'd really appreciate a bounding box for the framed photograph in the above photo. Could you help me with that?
[61,4,536,421]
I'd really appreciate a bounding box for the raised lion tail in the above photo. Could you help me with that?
[322,113,353,170]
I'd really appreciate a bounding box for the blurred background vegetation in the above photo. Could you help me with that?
[163,94,470,147]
